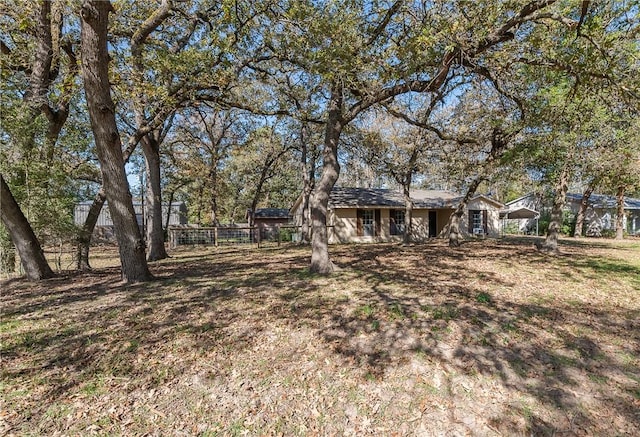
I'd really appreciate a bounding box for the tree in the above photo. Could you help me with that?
[573,179,598,238]
[0,174,54,280]
[359,112,434,244]
[265,0,584,273]
[166,108,242,224]
[227,122,297,226]
[605,117,640,240]
[80,0,151,282]
[1,0,83,277]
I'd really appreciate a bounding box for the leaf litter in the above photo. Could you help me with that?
[1,237,639,435]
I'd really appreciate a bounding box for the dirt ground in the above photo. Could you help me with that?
[1,237,639,436]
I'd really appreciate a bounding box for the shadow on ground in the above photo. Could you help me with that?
[1,238,639,435]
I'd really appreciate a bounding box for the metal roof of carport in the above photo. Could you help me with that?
[499,207,539,219]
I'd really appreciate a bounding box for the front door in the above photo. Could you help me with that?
[428,211,437,237]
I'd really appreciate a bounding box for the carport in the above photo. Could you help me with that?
[500,207,540,236]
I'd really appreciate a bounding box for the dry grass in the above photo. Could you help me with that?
[1,237,639,436]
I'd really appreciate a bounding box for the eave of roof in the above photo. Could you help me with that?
[499,206,539,219]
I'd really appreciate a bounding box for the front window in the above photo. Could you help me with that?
[469,209,486,235]
[357,209,380,237]
[361,209,375,237]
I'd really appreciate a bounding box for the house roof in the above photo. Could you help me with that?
[500,207,539,219]
[505,192,640,210]
[504,192,541,207]
[326,187,502,209]
[566,193,640,210]
[254,208,291,218]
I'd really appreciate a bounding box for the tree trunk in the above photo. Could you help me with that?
[80,0,151,282]
[0,174,55,280]
[164,190,175,231]
[615,185,625,240]
[75,139,139,270]
[539,164,569,252]
[249,163,272,228]
[403,184,413,245]
[300,124,314,244]
[310,86,343,274]
[210,193,218,226]
[76,190,106,270]
[573,183,595,237]
[25,0,54,112]
[142,134,168,261]
[301,184,312,243]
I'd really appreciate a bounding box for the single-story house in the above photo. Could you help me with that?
[250,208,292,241]
[74,200,188,233]
[290,187,504,244]
[504,192,640,236]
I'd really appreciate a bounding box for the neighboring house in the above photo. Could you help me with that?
[505,192,640,236]
[74,200,188,237]
[250,208,292,241]
[500,193,542,234]
[290,187,504,244]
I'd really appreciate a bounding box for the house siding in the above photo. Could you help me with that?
[330,207,452,243]
[292,188,504,243]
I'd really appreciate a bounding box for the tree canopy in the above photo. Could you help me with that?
[1,0,638,279]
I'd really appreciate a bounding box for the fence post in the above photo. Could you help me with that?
[214,227,218,247]
[277,225,281,247]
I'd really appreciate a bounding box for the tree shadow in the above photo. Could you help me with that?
[1,241,638,435]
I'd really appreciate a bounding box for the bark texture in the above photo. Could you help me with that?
[573,184,595,237]
[0,174,55,280]
[310,87,342,274]
[142,134,169,261]
[76,190,106,270]
[80,0,152,282]
[539,164,569,252]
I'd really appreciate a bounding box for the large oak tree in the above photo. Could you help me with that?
[80,0,152,282]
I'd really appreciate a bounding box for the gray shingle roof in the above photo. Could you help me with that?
[254,208,291,218]
[567,193,640,210]
[328,187,462,209]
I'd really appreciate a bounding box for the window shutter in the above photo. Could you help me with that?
[375,209,381,236]
[468,210,473,233]
[389,209,395,235]
[357,209,363,236]
[483,210,488,234]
